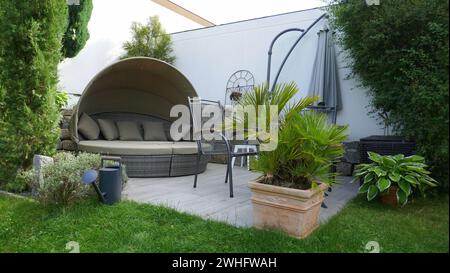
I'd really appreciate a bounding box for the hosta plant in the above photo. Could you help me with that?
[355,152,438,206]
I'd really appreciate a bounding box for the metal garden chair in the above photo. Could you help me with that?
[188,97,258,198]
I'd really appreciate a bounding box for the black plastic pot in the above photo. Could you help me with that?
[359,135,416,164]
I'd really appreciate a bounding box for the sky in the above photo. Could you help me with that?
[59,0,327,97]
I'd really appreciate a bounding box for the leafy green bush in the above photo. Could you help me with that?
[121,16,175,64]
[328,0,449,188]
[255,112,348,189]
[62,0,93,58]
[5,169,35,193]
[55,92,69,110]
[0,0,68,185]
[4,152,128,205]
[355,152,438,206]
[34,152,101,206]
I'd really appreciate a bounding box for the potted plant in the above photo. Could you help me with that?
[355,152,438,206]
[248,113,347,238]
[235,82,348,238]
[229,91,242,102]
[237,83,348,238]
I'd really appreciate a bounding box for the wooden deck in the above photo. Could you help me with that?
[123,164,359,227]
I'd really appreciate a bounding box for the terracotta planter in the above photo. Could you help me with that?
[380,186,398,206]
[248,180,328,239]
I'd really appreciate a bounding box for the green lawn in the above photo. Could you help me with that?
[0,194,448,253]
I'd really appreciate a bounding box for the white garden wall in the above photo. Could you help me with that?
[171,8,384,141]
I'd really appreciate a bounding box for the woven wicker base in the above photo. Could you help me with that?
[170,154,209,177]
[121,155,172,177]
[116,154,209,178]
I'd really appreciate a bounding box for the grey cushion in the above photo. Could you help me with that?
[143,122,168,141]
[116,121,143,141]
[78,141,174,155]
[97,119,119,140]
[78,113,100,140]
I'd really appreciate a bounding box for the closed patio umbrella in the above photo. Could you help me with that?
[307,26,342,124]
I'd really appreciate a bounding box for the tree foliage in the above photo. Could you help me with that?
[62,0,93,58]
[121,16,175,64]
[0,0,68,185]
[328,0,449,188]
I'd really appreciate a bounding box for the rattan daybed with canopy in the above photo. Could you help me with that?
[70,57,208,177]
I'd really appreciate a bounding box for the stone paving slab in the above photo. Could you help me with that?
[123,164,359,227]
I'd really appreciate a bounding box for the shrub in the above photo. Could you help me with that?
[5,169,35,193]
[255,112,348,189]
[328,0,449,188]
[0,0,68,185]
[29,152,128,206]
[121,16,175,64]
[34,152,101,206]
[355,152,438,206]
[55,91,69,110]
[62,0,93,58]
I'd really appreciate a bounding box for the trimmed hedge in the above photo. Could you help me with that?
[0,0,68,185]
[329,0,449,188]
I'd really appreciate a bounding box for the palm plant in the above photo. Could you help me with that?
[231,82,318,143]
[236,82,348,190]
[255,112,348,190]
[238,82,318,126]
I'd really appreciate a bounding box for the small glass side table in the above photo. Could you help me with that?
[231,144,258,170]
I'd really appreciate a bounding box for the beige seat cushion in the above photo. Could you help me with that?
[78,141,173,155]
[172,142,212,155]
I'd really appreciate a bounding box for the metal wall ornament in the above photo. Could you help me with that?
[225,70,255,105]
